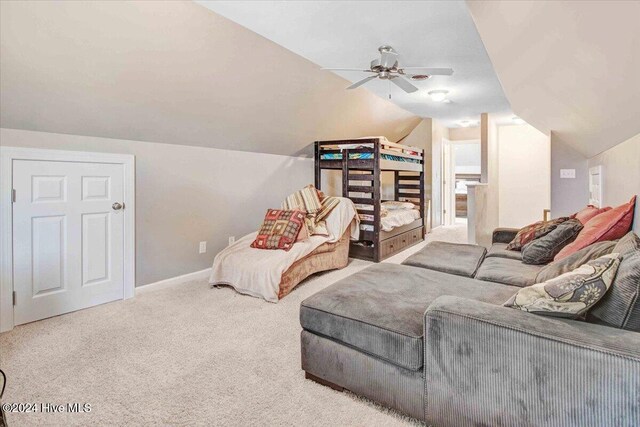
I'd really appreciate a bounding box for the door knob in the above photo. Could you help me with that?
[112,202,124,211]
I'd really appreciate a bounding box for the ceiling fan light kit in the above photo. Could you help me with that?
[322,45,453,95]
[428,90,449,102]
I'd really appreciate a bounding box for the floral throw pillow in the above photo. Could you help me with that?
[251,209,305,251]
[506,217,570,251]
[504,253,620,319]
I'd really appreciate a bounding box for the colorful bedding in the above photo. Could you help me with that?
[320,152,420,164]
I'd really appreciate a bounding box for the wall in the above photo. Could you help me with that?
[1,128,313,286]
[453,141,481,175]
[498,124,550,228]
[449,126,480,142]
[550,131,589,217]
[588,133,640,234]
[0,0,419,157]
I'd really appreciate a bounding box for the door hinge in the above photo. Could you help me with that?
[13,291,16,306]
[11,189,16,203]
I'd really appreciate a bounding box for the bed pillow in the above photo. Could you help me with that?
[521,219,583,265]
[535,240,616,283]
[571,205,611,225]
[588,232,640,331]
[504,253,620,319]
[555,196,636,261]
[382,201,415,210]
[506,217,570,251]
[283,185,322,214]
[251,209,306,251]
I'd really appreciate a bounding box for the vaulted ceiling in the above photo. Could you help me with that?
[197,1,512,128]
[0,1,419,156]
[467,0,640,157]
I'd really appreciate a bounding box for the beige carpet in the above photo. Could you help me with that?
[0,225,466,426]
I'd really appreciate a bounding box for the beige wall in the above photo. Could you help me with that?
[0,0,419,157]
[498,124,550,228]
[550,131,589,217]
[588,133,640,234]
[468,1,640,158]
[449,126,480,142]
[1,128,314,286]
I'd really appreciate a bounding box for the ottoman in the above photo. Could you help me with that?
[402,241,487,278]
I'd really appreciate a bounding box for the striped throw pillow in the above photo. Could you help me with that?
[282,185,322,214]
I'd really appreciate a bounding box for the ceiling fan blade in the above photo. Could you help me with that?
[346,75,378,90]
[401,67,454,76]
[380,50,398,68]
[322,68,375,72]
[390,76,418,93]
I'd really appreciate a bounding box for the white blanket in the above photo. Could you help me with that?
[209,198,359,302]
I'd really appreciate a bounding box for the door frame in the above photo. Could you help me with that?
[0,146,135,332]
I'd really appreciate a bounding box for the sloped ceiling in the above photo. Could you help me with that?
[0,1,419,156]
[198,1,512,128]
[467,0,640,157]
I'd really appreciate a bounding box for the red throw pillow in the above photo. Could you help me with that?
[251,209,305,251]
[571,205,612,224]
[555,196,636,261]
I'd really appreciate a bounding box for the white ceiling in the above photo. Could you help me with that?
[196,1,512,128]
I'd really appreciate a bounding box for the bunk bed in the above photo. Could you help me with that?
[314,138,425,262]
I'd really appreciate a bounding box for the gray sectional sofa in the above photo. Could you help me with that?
[299,228,640,426]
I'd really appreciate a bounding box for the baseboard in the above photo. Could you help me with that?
[136,267,212,294]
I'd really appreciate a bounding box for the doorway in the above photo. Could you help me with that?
[0,147,135,332]
[441,139,481,226]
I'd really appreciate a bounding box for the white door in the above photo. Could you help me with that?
[12,160,125,325]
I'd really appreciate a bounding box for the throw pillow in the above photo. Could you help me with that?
[588,232,640,331]
[555,196,636,261]
[251,209,305,251]
[504,253,621,319]
[571,205,611,225]
[521,219,584,265]
[506,217,570,251]
[535,240,616,283]
[282,185,322,214]
[315,196,341,223]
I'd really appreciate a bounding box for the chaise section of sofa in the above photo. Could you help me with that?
[423,296,640,426]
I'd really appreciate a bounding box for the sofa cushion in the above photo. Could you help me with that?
[487,243,523,261]
[300,263,518,371]
[521,219,583,265]
[475,257,544,287]
[555,196,636,261]
[250,209,306,251]
[402,241,487,277]
[535,240,617,283]
[504,254,621,319]
[589,232,640,331]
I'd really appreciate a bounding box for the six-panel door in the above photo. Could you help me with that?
[12,160,125,325]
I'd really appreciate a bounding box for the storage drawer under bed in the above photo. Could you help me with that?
[379,226,423,259]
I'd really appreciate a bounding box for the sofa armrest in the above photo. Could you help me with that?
[423,296,640,426]
[491,227,519,244]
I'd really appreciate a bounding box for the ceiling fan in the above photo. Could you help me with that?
[322,45,453,93]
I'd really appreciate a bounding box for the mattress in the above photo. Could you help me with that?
[359,208,420,232]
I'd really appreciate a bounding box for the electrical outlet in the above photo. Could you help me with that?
[560,169,576,179]
[228,236,235,246]
[199,241,207,254]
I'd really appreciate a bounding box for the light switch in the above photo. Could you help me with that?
[560,169,576,179]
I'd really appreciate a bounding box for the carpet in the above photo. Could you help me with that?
[0,225,466,426]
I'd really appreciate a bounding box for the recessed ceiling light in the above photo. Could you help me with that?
[428,90,449,102]
[512,116,525,125]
